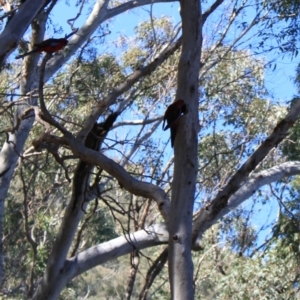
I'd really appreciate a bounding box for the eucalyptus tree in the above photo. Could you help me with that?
[1,0,300,299]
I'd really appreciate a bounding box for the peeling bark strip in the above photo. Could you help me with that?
[192,99,300,243]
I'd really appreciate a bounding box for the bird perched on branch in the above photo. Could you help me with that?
[16,29,78,59]
[162,99,188,147]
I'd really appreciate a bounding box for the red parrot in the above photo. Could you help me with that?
[162,99,188,147]
[16,30,77,59]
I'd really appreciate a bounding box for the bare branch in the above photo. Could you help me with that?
[69,133,171,220]
[20,162,38,298]
[193,160,300,245]
[139,246,168,300]
[112,117,162,129]
[202,0,224,24]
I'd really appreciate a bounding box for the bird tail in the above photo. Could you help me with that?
[15,49,38,59]
[162,119,169,131]
[170,127,177,148]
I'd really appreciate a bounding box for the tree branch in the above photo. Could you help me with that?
[33,223,168,300]
[68,136,171,220]
[112,116,162,129]
[0,0,48,66]
[40,133,171,221]
[193,161,300,242]
[43,0,177,82]
[139,246,168,300]
[202,0,224,24]
[71,223,168,279]
[193,108,300,242]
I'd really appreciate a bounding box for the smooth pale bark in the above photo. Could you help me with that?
[2,0,296,298]
[168,0,202,299]
[32,223,168,300]
[30,159,300,300]
[30,160,300,300]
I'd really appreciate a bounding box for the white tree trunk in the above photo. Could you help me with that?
[168,0,202,299]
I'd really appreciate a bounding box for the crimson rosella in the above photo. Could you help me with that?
[162,99,188,147]
[16,30,77,59]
